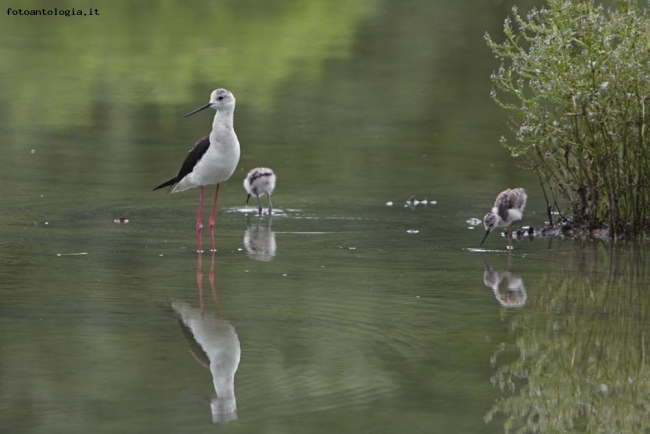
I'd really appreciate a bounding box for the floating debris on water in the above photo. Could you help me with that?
[113,216,129,224]
[56,252,88,257]
[468,226,476,230]
[30,149,36,154]
[599,383,609,394]
[466,218,481,226]
[405,196,434,209]
[386,201,394,207]
[406,229,419,234]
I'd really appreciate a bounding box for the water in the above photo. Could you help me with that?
[2,0,650,433]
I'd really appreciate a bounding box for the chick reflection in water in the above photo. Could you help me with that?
[170,254,241,423]
[244,216,276,261]
[483,262,527,308]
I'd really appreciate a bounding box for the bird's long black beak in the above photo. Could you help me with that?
[246,194,251,205]
[479,229,491,246]
[184,102,212,118]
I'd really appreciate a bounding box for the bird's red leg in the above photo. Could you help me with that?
[507,227,513,250]
[197,186,205,253]
[209,183,221,252]
[197,251,205,316]
[209,251,221,318]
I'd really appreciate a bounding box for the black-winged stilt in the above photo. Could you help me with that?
[483,262,527,308]
[154,89,241,253]
[244,217,276,261]
[480,188,528,249]
[171,300,240,422]
[243,167,276,216]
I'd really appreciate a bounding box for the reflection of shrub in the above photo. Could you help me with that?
[485,244,650,432]
[485,0,650,237]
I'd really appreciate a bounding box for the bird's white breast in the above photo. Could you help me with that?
[174,130,240,192]
[199,129,241,183]
[507,208,524,222]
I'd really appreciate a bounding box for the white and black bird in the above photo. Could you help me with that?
[480,188,527,249]
[171,300,241,423]
[244,218,276,261]
[483,263,527,308]
[243,167,276,216]
[154,89,241,253]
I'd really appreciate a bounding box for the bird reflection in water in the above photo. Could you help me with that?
[171,252,241,423]
[244,215,276,261]
[483,261,527,308]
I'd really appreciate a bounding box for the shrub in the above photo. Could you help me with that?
[485,0,650,237]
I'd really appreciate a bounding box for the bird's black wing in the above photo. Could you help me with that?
[153,135,211,191]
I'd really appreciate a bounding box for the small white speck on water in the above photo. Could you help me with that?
[415,295,420,298]
[466,218,481,226]
[159,254,164,257]
[282,273,288,277]
[386,201,393,206]
[599,384,608,393]
[429,200,437,205]
[349,247,356,250]
[56,252,88,257]
[321,265,326,268]
[30,149,35,154]
[44,222,49,225]
[468,226,475,230]
[237,248,243,251]
[245,270,249,273]
[40,195,44,198]
[506,245,514,250]
[406,229,419,234]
